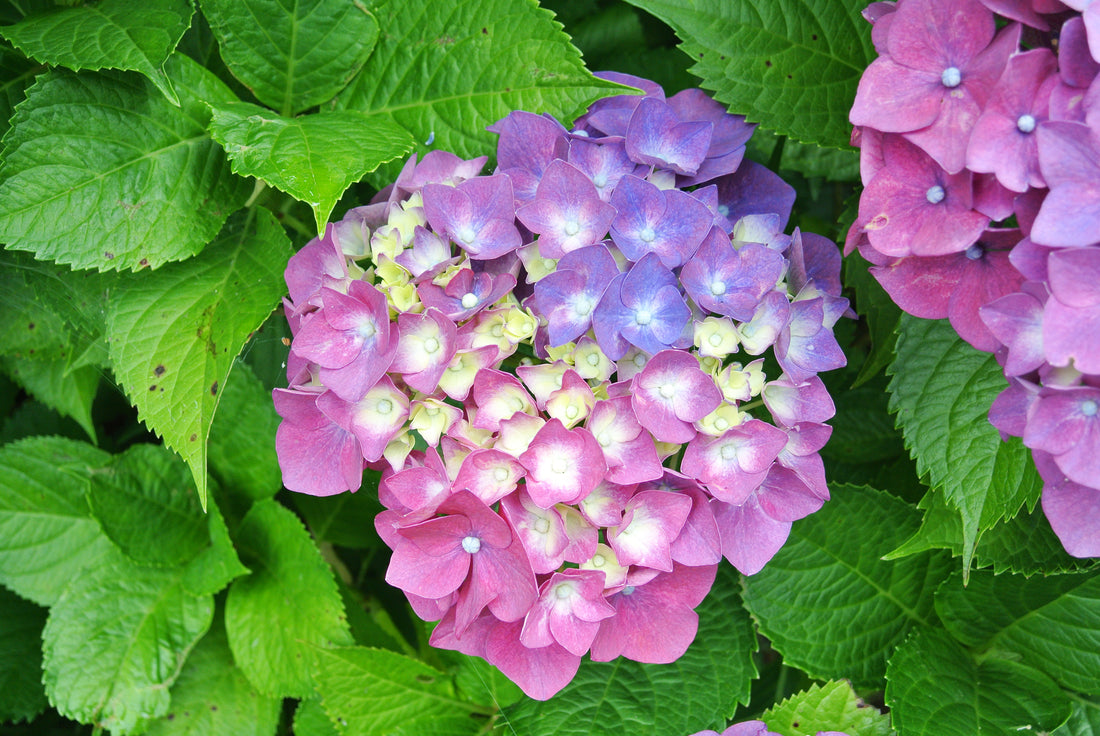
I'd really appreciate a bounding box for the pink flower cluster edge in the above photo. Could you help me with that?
[274,73,849,699]
[847,0,1100,558]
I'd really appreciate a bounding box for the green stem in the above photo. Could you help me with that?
[244,178,268,208]
[277,210,315,238]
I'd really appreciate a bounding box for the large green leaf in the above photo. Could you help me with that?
[225,499,353,698]
[888,316,1043,572]
[106,208,292,507]
[1056,702,1100,736]
[0,0,194,104]
[1,355,100,441]
[87,444,211,566]
[0,586,47,724]
[888,488,1091,576]
[315,647,482,736]
[42,547,216,735]
[0,249,112,367]
[622,0,874,148]
[935,569,1100,695]
[207,361,283,502]
[0,436,113,606]
[293,471,385,548]
[209,102,415,233]
[199,0,379,115]
[504,564,756,735]
[0,54,250,272]
[742,485,953,689]
[144,617,281,736]
[0,42,39,139]
[336,0,623,176]
[885,628,1071,736]
[763,681,893,736]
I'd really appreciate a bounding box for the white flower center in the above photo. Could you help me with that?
[493,467,509,482]
[551,457,569,474]
[658,383,675,399]
[714,417,730,431]
[597,431,611,447]
[565,405,579,419]
[462,536,481,554]
[534,517,550,534]
[710,280,726,296]
[621,585,636,596]
[925,185,946,204]
[564,220,580,236]
[554,582,574,599]
[1083,399,1099,417]
[941,66,962,88]
[586,352,601,366]
[1017,114,1037,133]
[708,333,723,347]
[457,226,476,244]
[376,399,393,415]
[593,173,608,188]
[639,226,656,243]
[634,309,652,326]
[423,337,440,353]
[720,444,737,460]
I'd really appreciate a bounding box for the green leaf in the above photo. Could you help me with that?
[145,616,281,736]
[0,54,250,272]
[42,547,216,734]
[888,315,1043,572]
[763,681,893,736]
[742,485,953,689]
[504,564,756,735]
[293,471,385,548]
[622,0,874,148]
[106,208,293,508]
[294,698,340,736]
[935,568,1100,695]
[2,355,100,441]
[843,249,901,387]
[0,42,39,140]
[885,628,1071,736]
[209,102,415,233]
[314,647,481,736]
[0,0,194,104]
[207,361,282,502]
[180,496,251,598]
[0,249,112,367]
[1055,701,1100,736]
[889,488,1091,576]
[87,443,210,566]
[747,132,860,182]
[199,0,379,115]
[336,0,624,178]
[0,586,47,724]
[0,436,113,606]
[819,378,905,466]
[225,499,352,698]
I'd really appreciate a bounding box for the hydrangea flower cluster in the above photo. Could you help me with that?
[847,0,1100,558]
[690,724,848,736]
[274,73,848,699]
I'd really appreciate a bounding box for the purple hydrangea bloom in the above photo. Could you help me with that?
[609,175,714,268]
[593,253,692,359]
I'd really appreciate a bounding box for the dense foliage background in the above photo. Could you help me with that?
[0,1,1096,735]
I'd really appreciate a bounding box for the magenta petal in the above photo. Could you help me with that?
[849,57,943,133]
[713,496,792,576]
[1041,473,1100,558]
[589,563,716,663]
[484,619,581,701]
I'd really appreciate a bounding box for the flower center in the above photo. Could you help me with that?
[710,280,726,296]
[423,337,440,353]
[714,417,730,431]
[639,226,656,243]
[574,296,595,316]
[376,399,393,414]
[1017,114,1037,133]
[597,431,611,447]
[462,536,481,554]
[551,457,569,474]
[621,585,636,596]
[493,467,509,482]
[586,352,601,366]
[720,443,737,460]
[565,405,579,419]
[534,517,551,534]
[457,226,477,244]
[965,243,985,261]
[925,185,946,205]
[717,204,729,217]
[1083,399,1099,417]
[658,383,675,399]
[708,333,723,347]
[593,173,608,188]
[564,220,580,237]
[941,66,962,88]
[634,309,653,326]
[632,353,648,369]
[554,582,574,599]
[358,320,377,340]
[460,292,479,309]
